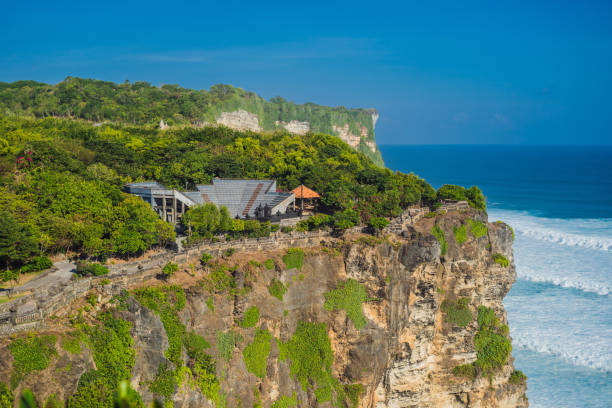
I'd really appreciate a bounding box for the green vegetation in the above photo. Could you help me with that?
[453,224,467,245]
[278,322,362,407]
[453,306,512,380]
[206,297,214,312]
[424,211,437,218]
[297,214,331,231]
[332,208,360,230]
[268,278,287,301]
[0,78,383,164]
[323,279,368,329]
[62,335,82,355]
[466,219,488,239]
[204,263,237,294]
[43,394,62,408]
[74,262,109,277]
[509,370,527,384]
[0,383,12,408]
[242,329,272,379]
[282,248,304,271]
[200,252,213,265]
[8,334,57,387]
[271,393,297,408]
[18,256,53,274]
[440,298,472,327]
[148,363,176,403]
[132,286,186,366]
[431,225,448,256]
[217,330,243,362]
[263,259,275,270]
[436,184,486,210]
[367,216,389,232]
[240,306,260,328]
[223,248,236,258]
[19,389,37,408]
[161,262,178,279]
[68,313,142,407]
[493,253,509,267]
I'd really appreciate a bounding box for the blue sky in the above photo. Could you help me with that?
[2,0,611,145]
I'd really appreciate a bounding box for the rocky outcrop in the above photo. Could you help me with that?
[216,109,262,132]
[275,120,311,135]
[0,209,527,407]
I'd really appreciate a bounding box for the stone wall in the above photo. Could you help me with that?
[0,229,332,335]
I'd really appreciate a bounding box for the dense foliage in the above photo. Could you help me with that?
[440,298,472,327]
[0,78,383,165]
[8,334,57,388]
[242,329,272,379]
[323,279,368,329]
[431,225,448,256]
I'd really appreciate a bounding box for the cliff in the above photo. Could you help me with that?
[0,78,384,166]
[0,208,527,407]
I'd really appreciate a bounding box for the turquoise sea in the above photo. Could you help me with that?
[380,145,612,408]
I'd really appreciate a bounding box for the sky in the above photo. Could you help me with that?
[1,0,611,145]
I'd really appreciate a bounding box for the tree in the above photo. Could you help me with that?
[368,217,389,234]
[161,262,178,280]
[333,209,360,230]
[0,212,39,271]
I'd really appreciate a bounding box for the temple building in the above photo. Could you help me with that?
[124,178,297,224]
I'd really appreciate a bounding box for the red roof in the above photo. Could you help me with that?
[292,185,320,199]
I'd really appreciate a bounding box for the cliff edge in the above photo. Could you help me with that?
[0,208,527,407]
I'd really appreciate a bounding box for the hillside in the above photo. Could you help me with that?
[0,78,384,166]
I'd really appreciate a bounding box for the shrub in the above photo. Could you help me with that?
[324,279,368,329]
[161,262,178,279]
[183,331,211,357]
[206,264,236,293]
[431,225,447,256]
[9,334,57,387]
[437,185,486,210]
[271,224,280,233]
[509,370,527,384]
[19,389,37,408]
[248,260,262,267]
[243,329,272,379]
[453,224,467,245]
[466,219,488,239]
[75,262,109,277]
[19,256,53,273]
[332,209,359,230]
[223,248,236,258]
[0,383,12,408]
[271,393,297,408]
[217,330,243,362]
[264,259,275,270]
[86,293,97,306]
[132,286,186,366]
[452,364,476,380]
[297,214,332,231]
[493,253,509,267]
[99,278,110,286]
[240,306,259,328]
[43,394,62,408]
[200,252,213,265]
[282,248,304,271]
[148,363,176,403]
[281,226,293,233]
[268,279,287,301]
[440,298,472,327]
[424,211,437,218]
[367,216,389,232]
[474,306,511,373]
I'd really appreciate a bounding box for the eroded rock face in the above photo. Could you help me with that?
[216,109,262,132]
[0,209,527,407]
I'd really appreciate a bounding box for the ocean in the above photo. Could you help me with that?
[380,145,612,408]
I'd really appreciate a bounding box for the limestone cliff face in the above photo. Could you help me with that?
[0,209,526,407]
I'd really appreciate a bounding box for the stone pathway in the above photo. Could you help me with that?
[13,260,76,293]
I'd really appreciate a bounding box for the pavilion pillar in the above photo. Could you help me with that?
[162,195,167,222]
[172,193,177,225]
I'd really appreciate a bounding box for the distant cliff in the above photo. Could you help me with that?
[0,78,384,166]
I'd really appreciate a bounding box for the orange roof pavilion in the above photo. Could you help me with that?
[291,185,320,199]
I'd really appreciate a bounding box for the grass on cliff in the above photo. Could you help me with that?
[509,370,527,384]
[493,253,509,267]
[217,330,243,362]
[453,306,512,381]
[268,278,287,301]
[271,393,298,408]
[467,219,488,239]
[282,248,305,270]
[240,306,260,328]
[243,329,272,379]
[453,224,467,245]
[278,321,363,408]
[8,334,57,388]
[148,363,176,403]
[324,279,368,329]
[440,298,472,327]
[431,225,448,256]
